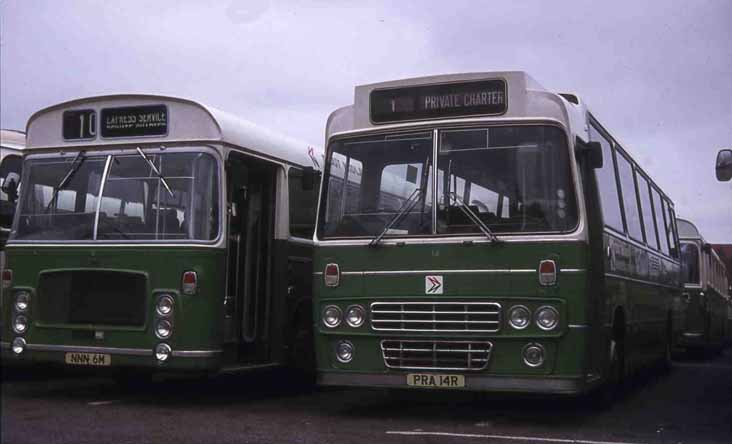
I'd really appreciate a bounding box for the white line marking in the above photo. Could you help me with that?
[88,400,119,406]
[386,430,647,444]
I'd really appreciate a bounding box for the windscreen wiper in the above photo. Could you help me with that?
[448,191,501,243]
[369,187,423,247]
[44,151,86,213]
[136,147,174,198]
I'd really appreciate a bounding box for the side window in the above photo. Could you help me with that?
[651,188,670,256]
[666,203,679,258]
[589,124,623,232]
[288,167,320,238]
[637,174,658,249]
[615,151,643,241]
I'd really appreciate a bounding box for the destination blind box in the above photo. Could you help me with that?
[370,79,507,123]
[101,105,168,138]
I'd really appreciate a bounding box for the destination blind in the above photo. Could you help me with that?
[101,105,168,138]
[370,79,507,123]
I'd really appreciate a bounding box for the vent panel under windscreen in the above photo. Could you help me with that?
[37,271,147,327]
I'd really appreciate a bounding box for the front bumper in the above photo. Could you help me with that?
[1,341,222,371]
[318,371,591,396]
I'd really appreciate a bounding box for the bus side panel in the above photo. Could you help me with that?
[603,233,680,375]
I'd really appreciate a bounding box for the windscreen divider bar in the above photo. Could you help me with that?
[92,155,113,240]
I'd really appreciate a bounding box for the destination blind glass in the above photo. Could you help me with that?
[370,80,507,123]
[63,109,96,140]
[101,105,168,138]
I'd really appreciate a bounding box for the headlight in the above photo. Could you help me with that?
[12,315,28,334]
[508,305,531,330]
[335,340,354,363]
[523,343,545,367]
[322,305,342,328]
[155,319,173,339]
[14,291,30,312]
[155,343,172,362]
[11,337,26,355]
[156,295,174,317]
[535,306,559,331]
[345,305,365,328]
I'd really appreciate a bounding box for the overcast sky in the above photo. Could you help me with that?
[1,0,730,241]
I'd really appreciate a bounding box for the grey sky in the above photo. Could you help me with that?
[1,0,730,241]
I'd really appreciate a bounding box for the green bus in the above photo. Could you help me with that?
[677,219,730,352]
[312,72,682,396]
[1,95,322,376]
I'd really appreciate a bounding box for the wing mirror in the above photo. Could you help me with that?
[716,149,732,182]
[576,137,603,169]
[1,172,20,203]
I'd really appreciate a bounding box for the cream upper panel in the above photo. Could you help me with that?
[25,94,322,169]
[326,71,588,143]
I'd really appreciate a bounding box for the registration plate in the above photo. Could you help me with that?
[64,352,111,366]
[407,373,465,388]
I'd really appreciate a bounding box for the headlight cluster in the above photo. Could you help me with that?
[508,305,559,331]
[322,304,365,329]
[11,291,31,354]
[154,294,175,363]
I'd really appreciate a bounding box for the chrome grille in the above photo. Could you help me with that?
[381,339,493,371]
[370,301,501,332]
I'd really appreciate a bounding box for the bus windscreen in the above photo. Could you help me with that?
[13,151,219,241]
[320,125,576,238]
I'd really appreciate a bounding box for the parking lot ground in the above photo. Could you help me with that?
[2,348,732,444]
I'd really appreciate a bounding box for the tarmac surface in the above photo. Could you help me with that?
[2,349,732,444]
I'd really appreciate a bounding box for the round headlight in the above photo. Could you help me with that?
[156,295,174,317]
[535,306,559,331]
[508,305,531,330]
[12,315,28,334]
[155,343,172,362]
[523,343,545,367]
[14,291,30,312]
[322,305,342,328]
[155,319,173,339]
[345,305,365,328]
[335,340,354,363]
[11,337,26,355]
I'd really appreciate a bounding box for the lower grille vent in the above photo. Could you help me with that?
[380,339,493,371]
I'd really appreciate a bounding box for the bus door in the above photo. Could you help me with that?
[225,152,276,364]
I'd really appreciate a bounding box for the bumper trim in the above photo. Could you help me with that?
[171,349,222,358]
[17,343,222,358]
[318,372,587,395]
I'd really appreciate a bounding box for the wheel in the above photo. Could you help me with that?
[657,318,673,374]
[588,336,625,408]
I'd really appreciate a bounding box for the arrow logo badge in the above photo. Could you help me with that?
[425,275,443,294]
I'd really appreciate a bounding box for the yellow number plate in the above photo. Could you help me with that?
[65,352,111,366]
[407,373,465,388]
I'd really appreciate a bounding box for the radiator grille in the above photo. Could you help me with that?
[381,339,493,371]
[37,270,147,327]
[370,301,501,332]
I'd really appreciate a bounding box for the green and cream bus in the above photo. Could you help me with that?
[1,95,322,376]
[677,219,729,351]
[312,72,682,396]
